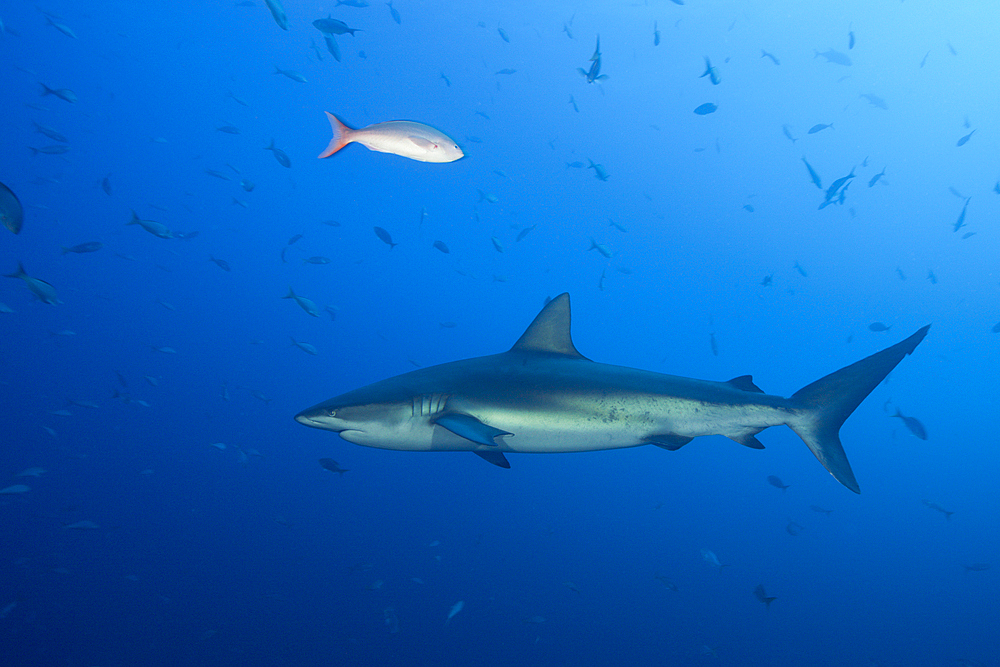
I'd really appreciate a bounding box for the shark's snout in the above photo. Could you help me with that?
[294,411,315,426]
[294,408,335,429]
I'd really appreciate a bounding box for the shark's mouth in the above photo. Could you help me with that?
[294,412,343,431]
[293,412,316,427]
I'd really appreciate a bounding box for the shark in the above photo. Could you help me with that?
[295,294,929,493]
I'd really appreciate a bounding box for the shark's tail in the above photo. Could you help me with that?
[787,325,930,493]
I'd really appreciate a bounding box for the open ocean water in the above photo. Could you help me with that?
[1,1,998,665]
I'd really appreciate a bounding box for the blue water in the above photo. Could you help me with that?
[2,1,997,665]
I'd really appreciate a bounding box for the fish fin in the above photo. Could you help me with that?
[727,375,764,393]
[474,450,511,468]
[728,432,765,449]
[407,136,435,149]
[4,262,26,279]
[510,293,588,359]
[319,112,352,158]
[788,325,930,493]
[647,434,694,451]
[434,414,511,446]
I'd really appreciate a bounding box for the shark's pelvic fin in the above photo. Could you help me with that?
[474,451,511,468]
[510,293,588,359]
[789,325,930,494]
[435,414,511,446]
[646,434,694,451]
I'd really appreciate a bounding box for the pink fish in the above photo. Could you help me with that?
[319,112,464,163]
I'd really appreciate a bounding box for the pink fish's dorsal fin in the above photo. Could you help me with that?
[319,112,353,158]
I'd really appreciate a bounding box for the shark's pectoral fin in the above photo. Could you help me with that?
[434,414,511,447]
[728,431,765,449]
[646,434,694,451]
[474,450,511,468]
[727,375,765,393]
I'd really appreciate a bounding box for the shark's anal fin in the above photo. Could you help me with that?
[434,414,511,447]
[727,375,765,393]
[474,451,511,468]
[647,434,694,451]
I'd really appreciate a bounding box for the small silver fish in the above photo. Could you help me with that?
[61,242,103,255]
[386,1,401,24]
[374,226,397,249]
[274,66,307,83]
[891,409,927,440]
[264,0,289,30]
[701,549,727,570]
[588,239,612,258]
[445,600,465,624]
[753,584,777,609]
[814,48,852,66]
[264,139,291,168]
[283,288,320,317]
[319,458,348,475]
[210,256,231,271]
[313,17,362,35]
[127,210,172,239]
[291,338,319,355]
[39,83,77,103]
[4,262,60,304]
[767,475,789,491]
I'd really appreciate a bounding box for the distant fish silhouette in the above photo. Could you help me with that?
[767,475,790,491]
[445,600,465,625]
[754,584,777,609]
[318,458,348,475]
[891,409,927,440]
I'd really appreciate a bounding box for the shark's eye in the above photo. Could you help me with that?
[326,409,337,417]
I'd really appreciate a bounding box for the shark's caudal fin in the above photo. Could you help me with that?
[788,325,930,493]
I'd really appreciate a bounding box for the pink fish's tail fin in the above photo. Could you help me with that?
[319,112,352,158]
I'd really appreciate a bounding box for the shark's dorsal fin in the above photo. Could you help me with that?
[511,293,588,359]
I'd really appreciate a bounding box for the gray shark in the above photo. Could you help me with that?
[295,294,929,493]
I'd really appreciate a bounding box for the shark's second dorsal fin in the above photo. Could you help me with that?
[727,375,765,393]
[511,293,588,359]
